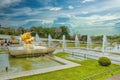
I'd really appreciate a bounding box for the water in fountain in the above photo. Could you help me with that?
[0,53,62,74]
[75,35,80,48]
[87,35,92,50]
[102,35,110,55]
[114,43,118,51]
[1,33,57,76]
[19,34,22,45]
[62,35,66,50]
[33,33,42,46]
[48,34,52,48]
[36,34,41,43]
[113,43,120,53]
[102,35,108,54]
[0,53,10,72]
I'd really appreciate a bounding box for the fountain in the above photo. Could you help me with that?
[102,35,110,55]
[0,33,80,80]
[62,35,66,50]
[112,42,120,53]
[35,33,42,43]
[87,35,92,50]
[8,32,55,57]
[19,34,22,44]
[75,35,80,48]
[102,35,107,53]
[32,33,42,45]
[48,34,52,48]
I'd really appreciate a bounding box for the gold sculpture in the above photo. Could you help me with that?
[21,32,34,44]
[21,32,35,49]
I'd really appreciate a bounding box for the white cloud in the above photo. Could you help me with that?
[81,0,95,3]
[68,5,74,9]
[79,0,120,15]
[41,20,53,24]
[85,14,118,21]
[60,13,119,34]
[25,19,53,24]
[0,19,26,27]
[31,6,62,11]
[12,7,32,12]
[25,19,42,23]
[107,0,120,8]
[49,7,62,11]
[0,0,21,8]
[0,7,33,17]
[81,11,88,14]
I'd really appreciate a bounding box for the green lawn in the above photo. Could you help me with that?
[0,50,6,53]
[12,52,120,80]
[67,42,75,47]
[91,44,102,48]
[0,49,4,52]
[59,42,102,48]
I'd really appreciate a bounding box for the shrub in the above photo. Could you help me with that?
[98,57,111,66]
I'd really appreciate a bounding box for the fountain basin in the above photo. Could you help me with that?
[8,46,55,57]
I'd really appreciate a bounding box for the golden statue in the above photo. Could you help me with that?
[21,32,34,44]
[21,32,35,49]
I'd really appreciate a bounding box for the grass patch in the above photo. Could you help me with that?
[91,44,102,48]
[59,42,75,47]
[11,52,120,80]
[80,44,87,48]
[60,43,102,48]
[0,50,7,53]
[0,50,3,52]
[60,43,86,48]
[66,42,75,47]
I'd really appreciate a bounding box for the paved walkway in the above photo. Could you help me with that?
[107,74,120,80]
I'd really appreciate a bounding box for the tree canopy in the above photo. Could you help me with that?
[0,26,70,39]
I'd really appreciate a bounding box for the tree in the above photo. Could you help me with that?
[29,26,37,36]
[17,26,25,34]
[0,29,5,34]
[92,35,102,44]
[60,26,70,39]
[54,28,62,39]
[80,35,87,43]
[37,26,44,38]
[4,27,15,35]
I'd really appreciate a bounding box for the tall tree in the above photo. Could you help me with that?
[60,26,70,39]
[29,26,37,36]
[54,28,62,39]
[17,26,25,34]
[4,27,15,35]
[37,26,44,37]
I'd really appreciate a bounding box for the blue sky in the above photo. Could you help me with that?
[0,0,120,35]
